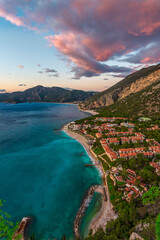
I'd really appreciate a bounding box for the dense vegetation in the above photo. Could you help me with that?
[0,200,21,240]
[0,85,96,103]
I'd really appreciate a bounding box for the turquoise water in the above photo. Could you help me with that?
[0,103,101,239]
[80,192,102,238]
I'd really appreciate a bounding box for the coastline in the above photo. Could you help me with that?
[62,123,117,237]
[78,108,99,116]
[63,123,103,175]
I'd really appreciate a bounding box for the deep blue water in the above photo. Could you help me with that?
[0,103,101,239]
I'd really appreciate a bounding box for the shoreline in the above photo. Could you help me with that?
[63,123,103,175]
[78,108,99,116]
[62,123,117,237]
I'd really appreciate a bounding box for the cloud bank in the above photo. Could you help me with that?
[1,0,160,78]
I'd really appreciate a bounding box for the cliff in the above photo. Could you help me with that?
[84,64,160,109]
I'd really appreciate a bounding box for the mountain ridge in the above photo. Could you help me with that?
[84,63,160,109]
[0,85,97,104]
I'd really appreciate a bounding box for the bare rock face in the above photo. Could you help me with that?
[129,232,144,240]
[85,64,160,109]
[119,69,160,100]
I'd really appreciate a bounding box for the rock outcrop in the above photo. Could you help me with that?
[129,232,144,240]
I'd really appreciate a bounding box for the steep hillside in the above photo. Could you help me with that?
[84,64,160,109]
[99,79,160,118]
[0,85,96,104]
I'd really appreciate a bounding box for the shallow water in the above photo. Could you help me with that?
[0,103,101,239]
[80,192,103,238]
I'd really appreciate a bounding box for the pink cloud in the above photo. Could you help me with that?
[0,7,25,27]
[1,0,160,77]
[18,65,24,69]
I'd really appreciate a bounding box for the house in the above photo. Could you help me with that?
[100,140,118,161]
[72,124,81,130]
[150,162,160,175]
[128,152,137,159]
[135,147,145,153]
[149,146,160,151]
[119,152,128,159]
[129,136,144,143]
[120,122,135,128]
[95,133,102,139]
[143,152,154,158]
[126,187,140,202]
[80,129,87,135]
[126,169,136,177]
[121,137,130,144]
[119,148,135,153]
[107,137,119,145]
[115,175,124,182]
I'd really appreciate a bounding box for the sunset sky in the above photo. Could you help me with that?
[0,0,160,93]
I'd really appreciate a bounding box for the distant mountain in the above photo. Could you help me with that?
[84,64,160,109]
[0,85,97,104]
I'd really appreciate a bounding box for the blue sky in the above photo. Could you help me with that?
[0,18,120,92]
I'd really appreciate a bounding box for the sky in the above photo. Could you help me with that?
[0,0,160,93]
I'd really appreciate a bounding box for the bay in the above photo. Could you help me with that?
[0,103,101,239]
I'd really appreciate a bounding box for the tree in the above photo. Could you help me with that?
[156,214,160,240]
[140,169,157,183]
[142,187,160,205]
[0,200,21,240]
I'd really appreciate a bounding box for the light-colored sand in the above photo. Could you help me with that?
[78,108,99,115]
[63,124,118,235]
[90,186,117,234]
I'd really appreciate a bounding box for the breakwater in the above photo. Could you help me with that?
[74,185,99,238]
[13,217,31,240]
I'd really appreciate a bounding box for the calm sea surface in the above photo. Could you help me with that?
[0,103,101,239]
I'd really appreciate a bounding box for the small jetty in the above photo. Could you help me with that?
[85,164,96,167]
[13,217,31,240]
[85,163,100,167]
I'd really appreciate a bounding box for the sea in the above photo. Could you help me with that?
[0,103,101,240]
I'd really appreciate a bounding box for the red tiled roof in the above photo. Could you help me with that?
[126,169,136,176]
[107,137,119,143]
[150,162,160,171]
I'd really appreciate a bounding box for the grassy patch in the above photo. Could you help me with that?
[102,154,116,167]
[93,147,105,155]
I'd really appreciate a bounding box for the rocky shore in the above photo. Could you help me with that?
[74,185,99,238]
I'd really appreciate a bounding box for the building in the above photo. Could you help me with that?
[129,136,144,143]
[143,152,154,158]
[107,137,119,145]
[95,132,102,139]
[121,137,130,144]
[150,162,160,175]
[126,169,136,177]
[100,139,118,161]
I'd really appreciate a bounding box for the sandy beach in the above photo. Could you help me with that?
[62,123,118,236]
[78,108,99,116]
[89,186,118,234]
